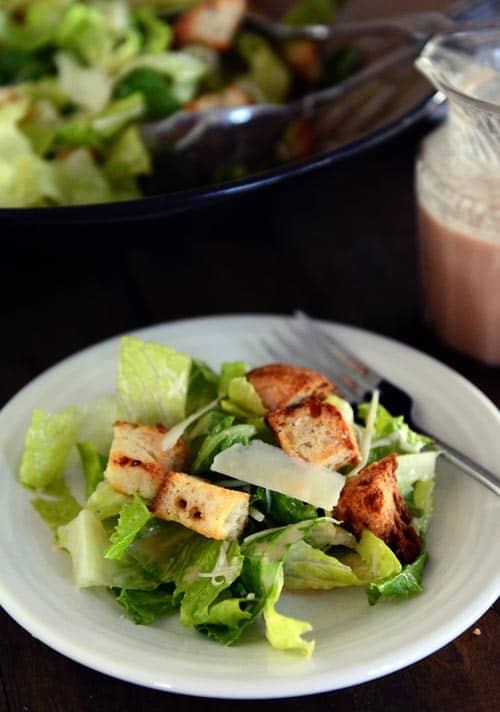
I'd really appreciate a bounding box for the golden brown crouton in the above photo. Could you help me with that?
[151,471,249,539]
[247,363,335,411]
[282,39,321,84]
[104,422,188,499]
[185,84,253,112]
[267,397,361,470]
[174,0,246,52]
[334,454,421,564]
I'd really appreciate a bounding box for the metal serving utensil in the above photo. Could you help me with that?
[141,6,500,165]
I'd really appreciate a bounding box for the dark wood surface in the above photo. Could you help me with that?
[1,120,499,712]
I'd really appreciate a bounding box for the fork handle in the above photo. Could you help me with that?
[430,436,500,496]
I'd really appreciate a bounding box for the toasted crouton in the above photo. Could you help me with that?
[247,364,335,411]
[267,397,361,470]
[282,39,321,83]
[185,84,253,111]
[151,471,249,539]
[174,0,246,52]
[104,422,188,499]
[334,454,421,564]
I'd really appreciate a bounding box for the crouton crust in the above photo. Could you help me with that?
[334,454,421,564]
[105,422,188,499]
[267,397,361,470]
[174,0,246,52]
[151,471,249,540]
[247,363,336,411]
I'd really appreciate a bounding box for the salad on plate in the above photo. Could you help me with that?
[18,335,438,656]
[0,0,362,207]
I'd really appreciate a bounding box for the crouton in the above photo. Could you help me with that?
[282,39,321,84]
[334,454,421,564]
[267,397,361,470]
[247,363,335,411]
[104,422,188,499]
[151,471,249,539]
[174,0,246,52]
[185,84,253,112]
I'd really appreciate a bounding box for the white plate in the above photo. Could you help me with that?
[1,315,499,699]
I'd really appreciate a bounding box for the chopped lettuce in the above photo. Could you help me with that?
[77,441,107,497]
[283,0,338,25]
[19,406,82,490]
[186,358,219,415]
[117,335,191,426]
[113,586,177,624]
[221,376,267,418]
[237,32,291,104]
[217,361,249,396]
[252,487,318,526]
[191,422,256,474]
[86,480,130,520]
[105,493,152,560]
[358,403,434,463]
[58,508,117,588]
[366,551,429,605]
[32,478,82,533]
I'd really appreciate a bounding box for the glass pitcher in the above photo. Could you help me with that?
[415,30,500,366]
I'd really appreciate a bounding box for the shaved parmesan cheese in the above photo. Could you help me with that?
[211,441,345,510]
[161,397,220,451]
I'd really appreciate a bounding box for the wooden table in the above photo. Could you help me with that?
[1,120,498,712]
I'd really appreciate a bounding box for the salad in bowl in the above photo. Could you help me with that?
[0,0,362,207]
[18,334,438,656]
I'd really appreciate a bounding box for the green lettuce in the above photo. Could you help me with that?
[283,0,338,25]
[221,376,267,418]
[113,586,177,624]
[117,335,191,427]
[105,493,152,561]
[86,480,130,520]
[236,32,291,104]
[77,441,107,497]
[31,478,82,533]
[358,403,433,463]
[366,551,429,605]
[185,358,219,415]
[190,421,256,474]
[242,521,316,655]
[58,508,117,588]
[19,406,82,489]
[217,361,249,396]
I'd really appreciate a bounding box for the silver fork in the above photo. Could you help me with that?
[260,311,500,496]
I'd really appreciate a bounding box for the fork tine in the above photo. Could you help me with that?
[293,311,381,395]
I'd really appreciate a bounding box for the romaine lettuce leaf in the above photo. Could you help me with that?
[284,540,361,590]
[237,32,291,104]
[86,480,130,520]
[186,358,219,415]
[19,406,82,490]
[242,522,316,655]
[117,335,191,427]
[252,487,318,526]
[366,551,429,605]
[341,529,402,583]
[31,478,81,533]
[77,441,106,497]
[358,403,433,463]
[58,508,117,588]
[191,423,256,474]
[113,586,176,624]
[283,0,338,25]
[217,361,249,396]
[105,493,152,560]
[221,376,267,418]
